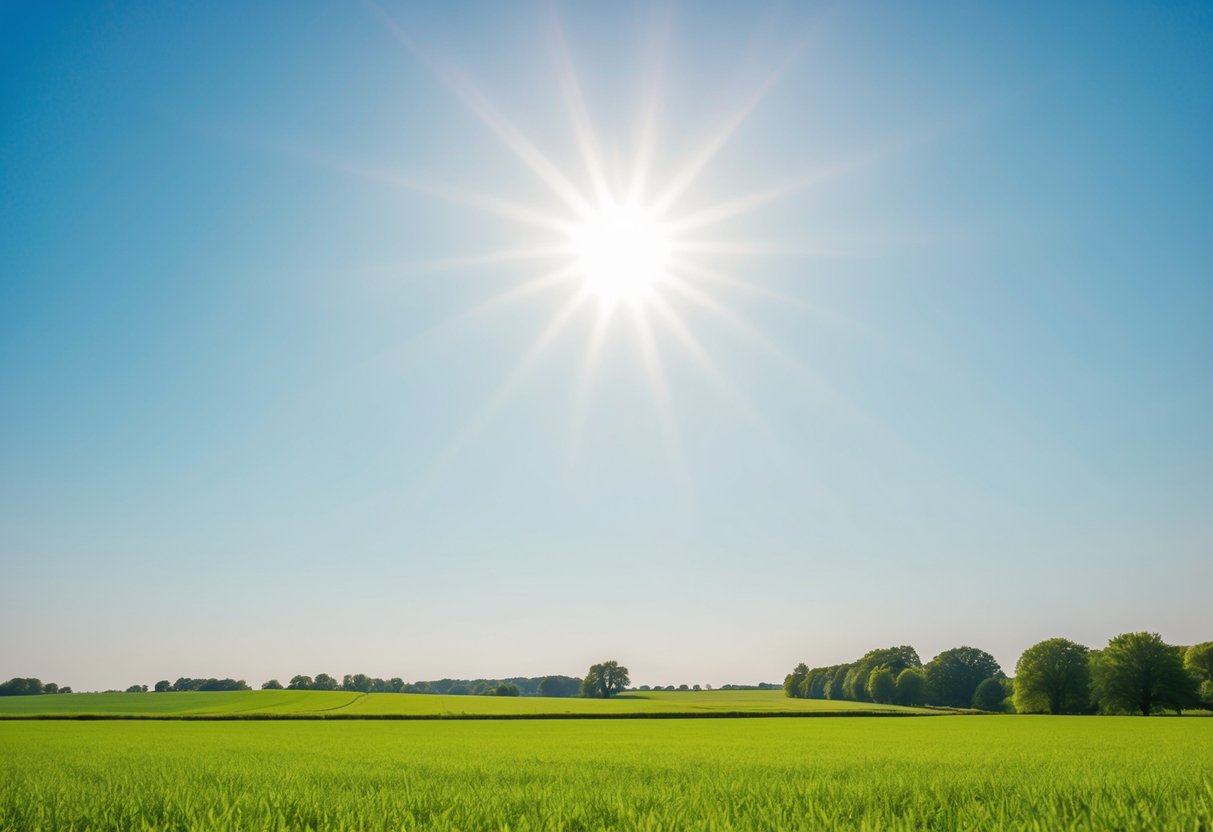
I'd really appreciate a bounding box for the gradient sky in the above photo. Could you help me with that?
[2,1,1210,691]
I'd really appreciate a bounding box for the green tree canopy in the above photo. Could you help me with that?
[925,647,1003,708]
[537,675,581,697]
[261,679,283,690]
[1092,632,1198,715]
[972,677,1007,711]
[312,673,339,691]
[1185,642,1213,683]
[866,668,896,704]
[581,660,630,698]
[1013,638,1091,714]
[895,668,926,706]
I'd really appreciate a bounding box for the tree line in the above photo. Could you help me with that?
[784,633,1212,714]
[0,678,72,696]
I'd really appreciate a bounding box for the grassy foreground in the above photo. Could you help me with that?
[0,688,932,718]
[1,717,1210,830]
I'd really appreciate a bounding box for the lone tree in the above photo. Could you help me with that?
[1092,632,1197,715]
[925,647,1002,708]
[581,661,630,698]
[1013,637,1091,714]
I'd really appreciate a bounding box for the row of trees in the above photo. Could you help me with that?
[258,673,582,697]
[784,645,1004,709]
[148,678,251,692]
[784,634,1212,715]
[1013,634,1211,715]
[0,678,72,696]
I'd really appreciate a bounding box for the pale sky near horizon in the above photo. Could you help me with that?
[2,1,1211,692]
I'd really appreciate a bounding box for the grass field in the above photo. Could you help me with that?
[1,717,1210,830]
[0,688,933,718]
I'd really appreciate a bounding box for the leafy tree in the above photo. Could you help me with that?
[495,683,520,697]
[581,661,630,698]
[1199,680,1213,710]
[0,678,45,696]
[448,685,469,695]
[895,668,926,706]
[692,684,701,691]
[857,646,922,678]
[844,666,872,702]
[805,669,829,699]
[677,684,689,691]
[261,679,283,690]
[538,676,581,697]
[826,666,850,700]
[154,680,171,693]
[866,668,896,704]
[972,677,1007,711]
[784,663,809,699]
[42,683,59,695]
[1013,638,1091,714]
[1185,642,1213,683]
[1091,632,1198,715]
[58,686,72,694]
[287,675,313,690]
[925,647,1003,708]
[312,673,339,691]
[343,674,373,693]
[126,684,147,693]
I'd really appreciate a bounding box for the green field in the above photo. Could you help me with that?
[0,688,932,718]
[2,717,1210,830]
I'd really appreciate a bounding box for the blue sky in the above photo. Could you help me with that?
[2,1,1210,690]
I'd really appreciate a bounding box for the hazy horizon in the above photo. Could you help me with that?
[3,1,1210,694]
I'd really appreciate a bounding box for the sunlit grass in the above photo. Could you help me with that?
[0,689,926,717]
[2,717,1210,830]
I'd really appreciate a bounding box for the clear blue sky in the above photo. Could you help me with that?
[2,1,1210,691]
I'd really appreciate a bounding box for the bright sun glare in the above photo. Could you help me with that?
[570,203,670,302]
[364,3,839,461]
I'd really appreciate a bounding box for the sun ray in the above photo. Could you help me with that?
[433,287,592,468]
[411,244,572,273]
[646,293,776,441]
[648,41,806,217]
[673,260,816,310]
[367,0,594,217]
[626,4,672,204]
[546,4,611,205]
[662,273,874,426]
[629,304,689,498]
[335,158,576,234]
[370,266,578,372]
[670,239,846,258]
[674,260,890,345]
[566,299,618,463]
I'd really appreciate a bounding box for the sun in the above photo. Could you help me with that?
[570,202,670,303]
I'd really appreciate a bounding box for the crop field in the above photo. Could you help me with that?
[2,717,1210,830]
[0,688,930,718]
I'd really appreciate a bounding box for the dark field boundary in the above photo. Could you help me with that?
[0,709,959,722]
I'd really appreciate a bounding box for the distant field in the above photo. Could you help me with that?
[0,688,932,717]
[2,717,1210,830]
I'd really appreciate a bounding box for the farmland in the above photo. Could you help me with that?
[0,688,932,718]
[2,717,1211,830]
